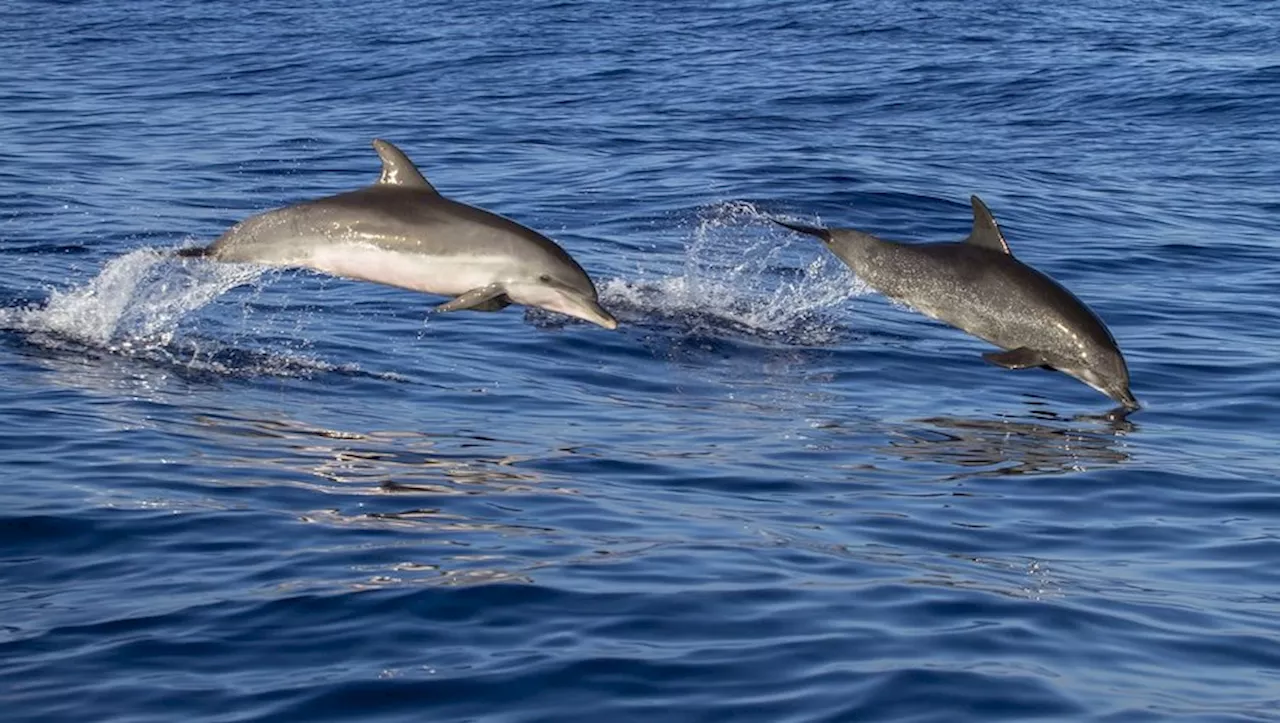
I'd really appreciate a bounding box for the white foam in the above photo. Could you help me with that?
[598,201,867,344]
[0,246,414,382]
[1,247,263,351]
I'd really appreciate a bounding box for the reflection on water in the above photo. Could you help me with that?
[883,407,1133,478]
[191,413,554,495]
[187,413,578,589]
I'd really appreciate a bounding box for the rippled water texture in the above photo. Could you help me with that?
[2,1,1279,721]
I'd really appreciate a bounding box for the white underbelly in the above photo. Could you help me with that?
[305,244,512,297]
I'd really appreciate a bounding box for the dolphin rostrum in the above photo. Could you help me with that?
[775,196,1137,409]
[179,139,618,329]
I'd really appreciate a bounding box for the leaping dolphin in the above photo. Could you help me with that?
[180,139,618,329]
[775,196,1137,409]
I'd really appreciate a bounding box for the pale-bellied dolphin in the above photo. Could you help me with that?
[179,139,618,329]
[775,196,1137,409]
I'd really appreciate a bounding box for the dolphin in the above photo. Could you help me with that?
[775,196,1137,409]
[179,139,617,329]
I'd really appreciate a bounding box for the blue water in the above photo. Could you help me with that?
[3,0,1279,720]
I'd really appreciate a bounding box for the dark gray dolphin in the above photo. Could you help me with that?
[180,139,617,329]
[775,196,1137,408]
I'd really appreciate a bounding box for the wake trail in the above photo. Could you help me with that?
[4,204,865,376]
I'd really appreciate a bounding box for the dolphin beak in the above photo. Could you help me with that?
[515,280,619,330]
[546,291,618,330]
[1112,387,1140,410]
[578,300,618,330]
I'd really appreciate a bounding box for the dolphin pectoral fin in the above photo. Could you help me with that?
[965,196,1011,255]
[436,285,510,313]
[468,296,512,312]
[982,347,1047,370]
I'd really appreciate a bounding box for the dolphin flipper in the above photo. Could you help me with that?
[467,297,512,312]
[982,347,1050,370]
[436,284,511,313]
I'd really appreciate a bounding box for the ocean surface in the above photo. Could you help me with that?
[2,1,1279,720]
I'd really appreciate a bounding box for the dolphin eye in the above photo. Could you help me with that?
[539,274,552,283]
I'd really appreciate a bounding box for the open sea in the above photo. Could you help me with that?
[3,1,1279,720]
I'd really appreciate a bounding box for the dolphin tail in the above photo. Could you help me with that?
[771,218,832,241]
[174,246,210,258]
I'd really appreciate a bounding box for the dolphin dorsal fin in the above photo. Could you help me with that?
[965,195,1010,254]
[371,139,438,193]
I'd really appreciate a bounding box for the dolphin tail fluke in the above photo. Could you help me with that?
[771,218,832,242]
[174,246,210,258]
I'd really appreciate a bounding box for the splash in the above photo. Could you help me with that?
[599,201,867,345]
[1,247,263,351]
[0,247,409,382]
